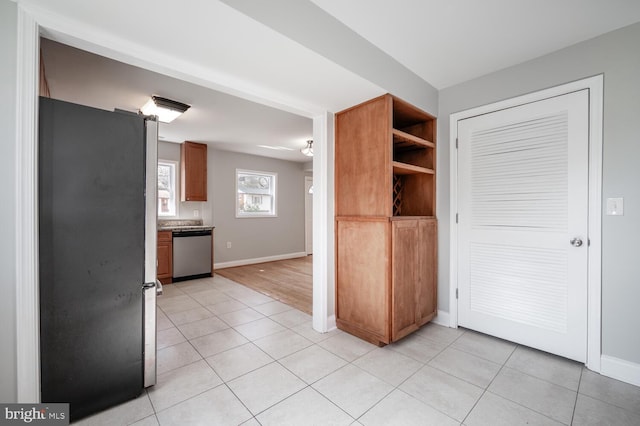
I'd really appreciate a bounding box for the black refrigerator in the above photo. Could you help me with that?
[38,97,159,421]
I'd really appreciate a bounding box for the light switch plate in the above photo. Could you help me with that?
[606,198,624,216]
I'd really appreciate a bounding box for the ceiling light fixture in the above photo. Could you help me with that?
[140,96,191,123]
[301,140,313,157]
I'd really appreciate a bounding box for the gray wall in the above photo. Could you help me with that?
[159,141,307,264]
[438,22,640,364]
[0,0,17,402]
[209,149,306,264]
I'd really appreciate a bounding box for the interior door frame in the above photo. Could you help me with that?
[304,175,313,255]
[15,5,335,402]
[449,75,603,372]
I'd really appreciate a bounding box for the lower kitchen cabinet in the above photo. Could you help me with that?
[157,231,173,284]
[336,217,437,345]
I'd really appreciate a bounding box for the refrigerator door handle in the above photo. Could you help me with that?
[143,117,158,388]
[144,118,158,285]
[143,281,157,387]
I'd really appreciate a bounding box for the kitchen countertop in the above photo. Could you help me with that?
[157,219,214,232]
[158,225,214,232]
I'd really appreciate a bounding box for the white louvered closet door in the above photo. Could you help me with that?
[457,90,589,362]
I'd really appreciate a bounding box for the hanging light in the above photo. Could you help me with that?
[140,96,191,123]
[300,140,313,157]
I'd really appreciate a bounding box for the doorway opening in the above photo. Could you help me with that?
[39,37,315,314]
[16,11,333,401]
[212,174,315,314]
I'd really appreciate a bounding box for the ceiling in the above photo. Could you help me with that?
[309,0,640,89]
[40,39,316,163]
[29,0,640,161]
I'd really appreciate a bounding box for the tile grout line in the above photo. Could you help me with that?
[409,328,490,425]
[219,382,261,425]
[165,278,411,422]
[426,356,502,390]
[477,344,576,425]
[163,280,321,420]
[267,335,381,423]
[150,361,226,416]
[499,356,582,393]
[569,367,585,425]
[152,278,300,421]
[351,383,397,424]
[142,388,159,423]
[459,341,517,425]
[352,327,469,424]
[434,333,586,394]
[575,370,640,416]
[212,333,352,421]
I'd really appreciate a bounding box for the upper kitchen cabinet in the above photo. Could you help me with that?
[181,141,207,201]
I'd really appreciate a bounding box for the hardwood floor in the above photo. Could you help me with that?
[215,255,312,314]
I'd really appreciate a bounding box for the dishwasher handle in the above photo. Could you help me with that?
[172,229,212,237]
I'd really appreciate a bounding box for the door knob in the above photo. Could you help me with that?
[570,238,583,247]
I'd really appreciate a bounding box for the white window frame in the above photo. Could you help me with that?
[235,169,277,218]
[157,160,178,217]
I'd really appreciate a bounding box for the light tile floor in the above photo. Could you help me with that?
[75,275,640,426]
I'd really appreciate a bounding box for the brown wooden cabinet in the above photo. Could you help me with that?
[335,94,437,345]
[391,218,437,341]
[181,141,207,201]
[157,231,173,284]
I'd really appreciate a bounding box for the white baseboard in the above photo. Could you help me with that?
[214,252,307,270]
[600,355,640,387]
[432,310,451,327]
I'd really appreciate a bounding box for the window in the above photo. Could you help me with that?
[236,169,277,217]
[158,161,177,217]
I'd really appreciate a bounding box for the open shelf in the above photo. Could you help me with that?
[392,172,434,217]
[392,161,434,175]
[392,129,435,150]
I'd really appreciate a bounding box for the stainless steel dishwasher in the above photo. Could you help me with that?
[172,228,212,281]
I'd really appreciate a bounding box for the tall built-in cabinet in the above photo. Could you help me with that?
[335,94,437,345]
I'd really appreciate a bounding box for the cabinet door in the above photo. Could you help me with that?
[336,219,390,344]
[157,232,173,283]
[181,141,207,201]
[416,219,437,326]
[391,220,420,341]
